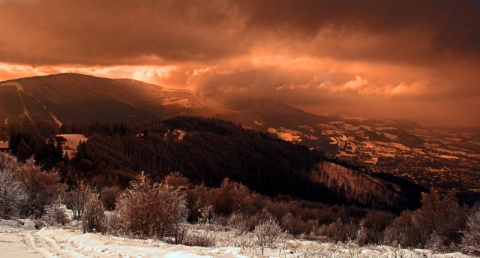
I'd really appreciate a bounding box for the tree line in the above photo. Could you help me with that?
[2,118,427,211]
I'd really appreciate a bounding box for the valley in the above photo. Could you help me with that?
[262,119,480,195]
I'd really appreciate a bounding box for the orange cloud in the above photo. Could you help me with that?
[0,0,479,127]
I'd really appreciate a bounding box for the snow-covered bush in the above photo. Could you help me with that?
[116,172,188,240]
[254,218,284,254]
[198,205,216,224]
[177,228,216,247]
[82,192,106,234]
[227,212,249,235]
[42,196,69,226]
[462,209,480,255]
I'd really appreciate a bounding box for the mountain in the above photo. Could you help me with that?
[0,73,335,131]
[0,73,335,128]
[0,73,208,124]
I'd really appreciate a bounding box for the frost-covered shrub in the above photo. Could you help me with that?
[281,212,318,236]
[318,218,359,243]
[16,159,66,218]
[177,229,216,247]
[414,190,467,249]
[356,211,394,245]
[214,178,252,216]
[82,192,105,234]
[66,183,95,220]
[198,205,216,224]
[246,208,273,231]
[104,210,124,236]
[0,153,26,219]
[462,210,480,255]
[383,210,419,248]
[42,196,69,226]
[254,219,284,254]
[385,190,467,250]
[116,172,188,240]
[163,171,191,189]
[227,212,249,234]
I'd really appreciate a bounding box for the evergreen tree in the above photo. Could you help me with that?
[16,139,32,163]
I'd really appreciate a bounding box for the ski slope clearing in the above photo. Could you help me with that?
[57,134,88,158]
[0,220,475,258]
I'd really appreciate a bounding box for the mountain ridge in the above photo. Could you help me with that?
[1,73,336,127]
[0,73,209,124]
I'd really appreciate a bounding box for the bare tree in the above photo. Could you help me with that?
[0,153,26,219]
[82,192,106,234]
[66,181,94,220]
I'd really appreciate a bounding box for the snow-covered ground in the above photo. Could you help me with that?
[57,134,88,158]
[0,219,475,258]
[0,219,41,257]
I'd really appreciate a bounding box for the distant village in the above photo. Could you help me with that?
[267,120,480,192]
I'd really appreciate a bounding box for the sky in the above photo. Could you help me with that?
[0,0,479,127]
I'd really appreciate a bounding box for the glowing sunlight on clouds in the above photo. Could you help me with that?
[0,0,479,126]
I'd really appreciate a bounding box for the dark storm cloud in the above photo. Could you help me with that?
[0,0,479,126]
[0,0,247,65]
[235,0,480,64]
[194,67,331,105]
[1,0,479,66]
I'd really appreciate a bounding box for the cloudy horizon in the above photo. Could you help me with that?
[1,0,479,127]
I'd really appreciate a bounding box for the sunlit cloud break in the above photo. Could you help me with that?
[0,0,478,127]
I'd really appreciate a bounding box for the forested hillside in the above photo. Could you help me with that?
[4,116,423,211]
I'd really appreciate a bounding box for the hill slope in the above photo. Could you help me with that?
[0,73,208,124]
[215,98,331,129]
[67,116,421,211]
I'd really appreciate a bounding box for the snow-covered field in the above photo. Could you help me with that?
[57,134,88,157]
[0,219,475,258]
[0,219,41,257]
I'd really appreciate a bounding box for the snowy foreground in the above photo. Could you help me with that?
[0,219,476,258]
